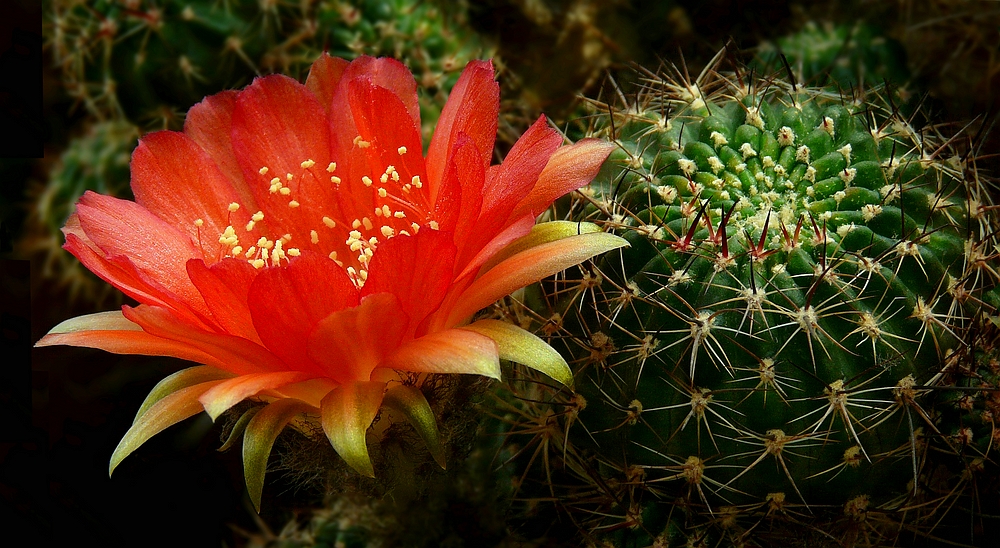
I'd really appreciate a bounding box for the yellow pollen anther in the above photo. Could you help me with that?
[330,176,341,185]
[362,217,373,231]
[327,162,337,172]
[394,211,406,218]
[382,205,391,216]
[256,236,269,247]
[352,219,362,229]
[391,171,400,182]
[411,175,422,188]
[367,237,378,247]
[329,251,338,261]
[286,173,293,181]
[252,211,264,222]
[287,248,300,257]
[251,258,265,269]
[288,200,300,208]
[381,226,395,238]
[429,220,440,230]
[362,176,373,187]
[259,167,269,175]
[231,246,243,256]
[301,159,315,169]
[194,218,204,227]
[310,230,319,244]
[411,222,420,233]
[245,246,256,258]
[380,173,389,184]
[397,146,407,155]
[322,216,337,229]
[378,188,387,198]
[228,202,240,212]
[374,207,383,217]
[245,220,255,231]
[279,187,291,195]
[353,136,371,148]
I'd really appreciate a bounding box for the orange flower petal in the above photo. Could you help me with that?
[305,53,349,113]
[184,90,257,207]
[247,252,359,374]
[442,231,630,328]
[186,258,262,344]
[509,138,616,223]
[199,371,314,420]
[338,56,420,129]
[64,229,204,326]
[380,327,500,378]
[362,230,456,332]
[131,130,245,244]
[453,213,535,282]
[74,192,214,322]
[123,305,287,375]
[308,293,407,383]
[431,135,485,248]
[230,73,335,233]
[321,381,387,477]
[348,77,429,213]
[482,116,561,215]
[35,311,223,367]
[425,60,498,196]
[479,220,603,273]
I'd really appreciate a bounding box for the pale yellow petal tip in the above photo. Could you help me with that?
[463,320,574,389]
[383,385,447,469]
[340,450,376,478]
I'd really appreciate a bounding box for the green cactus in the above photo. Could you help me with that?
[503,59,1000,545]
[46,0,490,132]
[754,21,911,92]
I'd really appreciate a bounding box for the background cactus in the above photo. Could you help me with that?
[46,0,490,134]
[753,21,911,92]
[500,57,1000,546]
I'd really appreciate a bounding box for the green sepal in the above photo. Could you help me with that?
[110,379,227,476]
[242,398,314,512]
[462,319,574,388]
[320,381,387,478]
[134,366,235,424]
[218,406,259,453]
[382,384,447,469]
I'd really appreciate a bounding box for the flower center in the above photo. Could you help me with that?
[198,142,439,288]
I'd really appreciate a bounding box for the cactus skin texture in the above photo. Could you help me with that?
[504,59,1000,546]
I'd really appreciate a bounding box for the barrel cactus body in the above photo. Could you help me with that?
[509,63,1000,545]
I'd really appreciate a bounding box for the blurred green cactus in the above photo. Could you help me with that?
[46,0,490,133]
[754,21,910,91]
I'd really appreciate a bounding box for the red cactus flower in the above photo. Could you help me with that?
[36,54,625,509]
